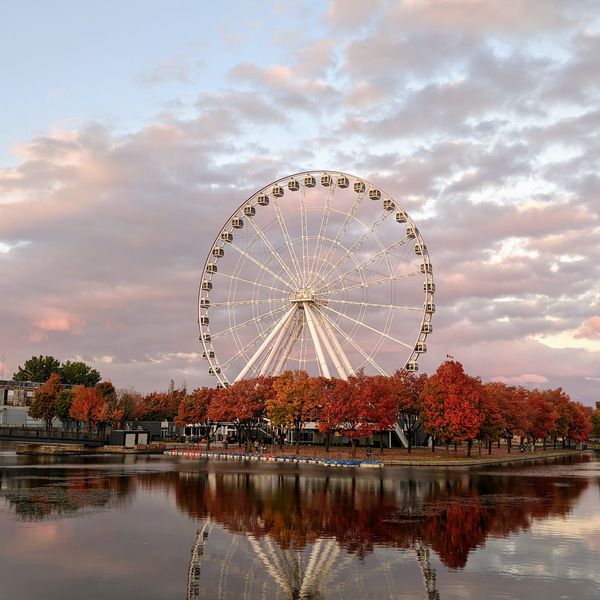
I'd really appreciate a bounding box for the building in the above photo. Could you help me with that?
[0,380,41,407]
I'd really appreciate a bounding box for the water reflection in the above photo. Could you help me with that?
[0,454,597,600]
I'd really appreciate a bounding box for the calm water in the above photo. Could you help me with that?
[0,445,599,600]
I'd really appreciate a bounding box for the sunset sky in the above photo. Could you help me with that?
[1,0,599,403]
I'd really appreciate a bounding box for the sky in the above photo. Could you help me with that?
[0,0,599,403]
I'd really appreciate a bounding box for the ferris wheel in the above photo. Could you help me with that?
[198,170,435,387]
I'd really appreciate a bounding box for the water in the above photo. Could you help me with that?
[0,444,599,599]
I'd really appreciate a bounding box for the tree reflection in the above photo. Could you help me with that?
[169,469,588,569]
[0,466,134,521]
[0,460,589,570]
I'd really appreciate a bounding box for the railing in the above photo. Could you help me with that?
[0,425,109,444]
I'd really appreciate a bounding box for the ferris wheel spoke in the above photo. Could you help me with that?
[208,297,288,308]
[299,185,310,286]
[316,209,393,288]
[324,269,421,295]
[220,317,286,370]
[320,304,414,351]
[245,215,299,286]
[316,189,366,283]
[325,299,423,311]
[210,304,289,341]
[271,196,303,285]
[315,236,411,293]
[228,241,296,291]
[217,273,287,294]
[308,185,334,287]
[318,309,387,376]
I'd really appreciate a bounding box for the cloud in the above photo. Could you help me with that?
[492,373,550,385]
[1,0,599,403]
[574,317,600,340]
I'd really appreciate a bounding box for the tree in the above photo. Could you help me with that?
[59,361,101,386]
[545,388,571,448]
[591,402,600,441]
[28,373,62,430]
[176,387,217,448]
[55,389,74,429]
[270,371,317,454]
[489,382,528,453]
[566,401,591,444]
[393,371,428,453]
[96,381,121,429]
[526,390,558,449]
[312,377,338,452]
[13,355,61,383]
[479,383,507,455]
[419,360,484,455]
[70,386,107,432]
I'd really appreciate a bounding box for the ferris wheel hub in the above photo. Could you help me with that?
[291,289,316,302]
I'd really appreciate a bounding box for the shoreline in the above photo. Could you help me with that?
[165,448,589,469]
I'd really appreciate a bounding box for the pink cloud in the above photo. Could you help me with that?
[492,374,550,385]
[574,316,600,339]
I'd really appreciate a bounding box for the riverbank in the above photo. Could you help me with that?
[15,442,166,455]
[165,446,587,469]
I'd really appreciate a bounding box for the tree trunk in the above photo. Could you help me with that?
[478,440,482,456]
[467,439,473,457]
[507,436,512,453]
[445,442,449,456]
[407,431,412,454]
[325,431,330,453]
[351,438,357,458]
[488,439,492,455]
[431,437,436,453]
[295,423,301,455]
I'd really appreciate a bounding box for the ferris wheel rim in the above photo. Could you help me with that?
[198,169,435,386]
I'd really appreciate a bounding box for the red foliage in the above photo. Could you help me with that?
[419,360,484,448]
[69,385,108,431]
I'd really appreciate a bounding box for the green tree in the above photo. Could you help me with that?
[55,389,74,429]
[12,355,61,383]
[28,373,62,430]
[59,360,101,386]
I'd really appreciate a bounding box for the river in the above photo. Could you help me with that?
[0,444,598,599]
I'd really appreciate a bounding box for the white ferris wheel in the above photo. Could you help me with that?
[198,171,435,387]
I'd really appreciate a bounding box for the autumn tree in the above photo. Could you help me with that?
[176,387,218,448]
[135,387,185,421]
[393,370,428,453]
[544,388,572,449]
[95,381,122,430]
[419,360,484,456]
[490,383,529,453]
[566,401,592,445]
[208,377,273,448]
[591,402,600,441]
[28,373,62,430]
[526,390,558,449]
[70,386,107,432]
[312,377,338,452]
[479,382,506,455]
[270,371,317,454]
[13,355,61,383]
[317,372,396,458]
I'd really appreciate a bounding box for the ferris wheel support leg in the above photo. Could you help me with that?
[313,306,355,376]
[235,305,297,381]
[303,303,331,378]
[259,308,298,376]
[273,313,303,375]
[306,303,347,380]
